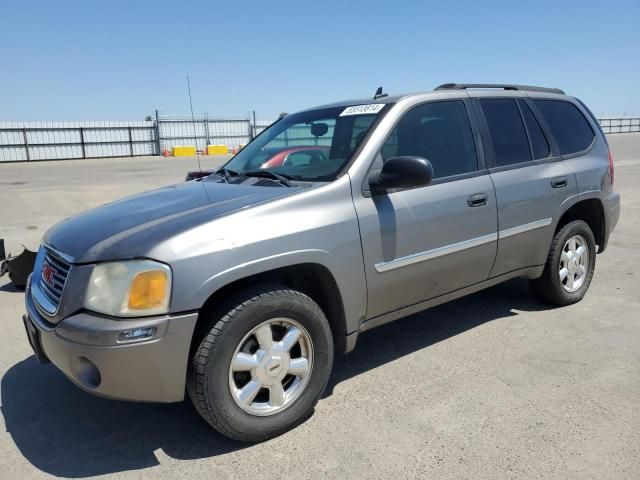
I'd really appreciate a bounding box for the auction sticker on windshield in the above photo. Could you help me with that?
[340,104,385,116]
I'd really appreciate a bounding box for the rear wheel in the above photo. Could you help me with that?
[187,285,333,442]
[529,220,596,305]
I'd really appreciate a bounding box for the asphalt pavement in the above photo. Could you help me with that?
[0,138,638,479]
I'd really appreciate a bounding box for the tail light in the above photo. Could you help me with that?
[608,150,615,188]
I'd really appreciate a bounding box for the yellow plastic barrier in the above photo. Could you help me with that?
[172,145,197,157]
[207,144,229,155]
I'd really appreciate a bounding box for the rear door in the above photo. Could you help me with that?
[472,95,578,276]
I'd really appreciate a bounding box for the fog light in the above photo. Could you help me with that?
[118,327,156,343]
[70,356,101,389]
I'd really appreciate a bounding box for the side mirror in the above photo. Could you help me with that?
[368,156,433,193]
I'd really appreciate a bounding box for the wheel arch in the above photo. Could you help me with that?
[192,262,349,354]
[555,197,606,252]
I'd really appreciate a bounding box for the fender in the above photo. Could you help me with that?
[554,190,609,252]
[192,249,366,336]
[554,189,606,229]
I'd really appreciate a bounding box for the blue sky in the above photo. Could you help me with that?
[2,0,638,121]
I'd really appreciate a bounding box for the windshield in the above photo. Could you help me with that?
[218,104,389,181]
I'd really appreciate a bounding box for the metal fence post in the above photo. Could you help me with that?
[128,126,134,156]
[22,128,30,161]
[79,127,86,159]
[204,113,210,147]
[155,109,161,155]
[252,110,257,139]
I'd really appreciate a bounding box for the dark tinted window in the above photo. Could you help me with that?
[351,115,376,150]
[480,98,531,166]
[519,100,550,159]
[381,101,477,179]
[533,100,595,155]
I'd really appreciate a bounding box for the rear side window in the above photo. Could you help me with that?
[518,100,550,159]
[480,98,531,166]
[381,100,477,179]
[533,100,595,155]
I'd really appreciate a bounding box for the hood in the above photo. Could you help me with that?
[44,180,299,263]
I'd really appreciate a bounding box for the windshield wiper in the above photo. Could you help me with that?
[214,168,240,183]
[242,170,292,187]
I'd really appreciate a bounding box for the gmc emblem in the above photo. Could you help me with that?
[41,262,57,287]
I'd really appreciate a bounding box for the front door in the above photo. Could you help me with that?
[352,99,498,319]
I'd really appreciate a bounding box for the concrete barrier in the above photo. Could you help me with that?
[206,144,229,155]
[172,146,197,157]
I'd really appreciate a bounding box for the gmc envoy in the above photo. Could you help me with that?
[23,83,620,441]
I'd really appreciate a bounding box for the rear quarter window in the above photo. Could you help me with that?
[518,100,550,159]
[533,100,595,155]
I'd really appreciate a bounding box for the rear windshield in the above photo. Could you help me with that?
[220,104,389,181]
[533,100,595,155]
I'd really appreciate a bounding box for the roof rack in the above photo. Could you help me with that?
[435,83,565,95]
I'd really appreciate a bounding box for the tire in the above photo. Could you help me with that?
[529,220,596,306]
[187,284,334,442]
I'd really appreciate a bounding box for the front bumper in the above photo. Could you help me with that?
[24,279,198,403]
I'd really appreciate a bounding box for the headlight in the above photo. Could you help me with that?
[84,260,172,317]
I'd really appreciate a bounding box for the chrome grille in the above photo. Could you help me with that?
[38,246,71,312]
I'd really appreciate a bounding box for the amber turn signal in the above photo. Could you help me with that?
[128,270,168,310]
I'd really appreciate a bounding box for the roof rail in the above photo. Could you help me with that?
[435,83,565,95]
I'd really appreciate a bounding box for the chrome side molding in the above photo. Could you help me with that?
[375,218,552,273]
[375,233,497,272]
[498,218,552,239]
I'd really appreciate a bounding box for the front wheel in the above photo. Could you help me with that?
[529,220,596,306]
[187,285,334,442]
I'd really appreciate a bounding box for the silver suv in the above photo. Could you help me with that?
[23,84,620,442]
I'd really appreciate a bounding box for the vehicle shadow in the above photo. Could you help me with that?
[325,278,547,396]
[1,278,547,477]
[0,281,23,293]
[1,359,247,477]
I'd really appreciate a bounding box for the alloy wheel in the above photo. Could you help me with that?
[559,234,589,293]
[228,318,313,416]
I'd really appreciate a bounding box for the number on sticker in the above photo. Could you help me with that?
[340,104,385,116]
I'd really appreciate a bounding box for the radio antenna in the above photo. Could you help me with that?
[186,75,202,173]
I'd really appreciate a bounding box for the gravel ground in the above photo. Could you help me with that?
[0,138,638,479]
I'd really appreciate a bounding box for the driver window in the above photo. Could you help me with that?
[380,101,478,179]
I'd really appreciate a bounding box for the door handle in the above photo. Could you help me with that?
[467,193,489,207]
[551,177,568,188]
